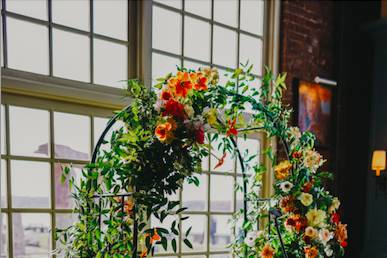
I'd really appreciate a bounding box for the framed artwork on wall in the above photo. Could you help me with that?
[293,78,335,148]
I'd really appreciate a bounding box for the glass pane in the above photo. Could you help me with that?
[184,17,211,62]
[94,0,128,40]
[236,176,244,211]
[1,160,7,208]
[154,0,182,9]
[183,60,204,71]
[213,26,237,68]
[239,34,263,76]
[7,0,47,20]
[210,215,232,251]
[0,214,8,257]
[209,254,232,258]
[7,17,49,75]
[93,116,125,153]
[13,213,51,257]
[56,213,77,230]
[54,112,90,161]
[182,173,207,211]
[213,0,238,27]
[182,215,207,252]
[152,53,180,84]
[151,215,179,254]
[152,6,182,54]
[240,0,264,35]
[185,0,211,18]
[9,106,50,157]
[210,175,233,212]
[93,39,128,88]
[183,256,206,258]
[11,161,50,208]
[1,105,5,155]
[53,29,90,82]
[236,137,260,174]
[210,136,235,172]
[52,0,89,31]
[55,163,82,209]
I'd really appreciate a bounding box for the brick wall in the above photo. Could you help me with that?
[280,1,335,107]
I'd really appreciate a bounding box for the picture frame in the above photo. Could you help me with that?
[292,78,336,149]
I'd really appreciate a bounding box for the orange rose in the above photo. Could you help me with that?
[304,246,318,258]
[261,243,275,258]
[335,222,348,243]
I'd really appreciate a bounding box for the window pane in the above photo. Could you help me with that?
[213,26,237,68]
[54,112,90,161]
[55,163,82,209]
[213,0,238,27]
[0,214,8,257]
[94,0,128,40]
[7,17,49,75]
[1,105,5,155]
[13,213,51,257]
[183,60,204,71]
[236,137,260,174]
[152,53,180,84]
[240,0,264,36]
[210,215,232,251]
[53,29,90,82]
[56,213,77,230]
[152,6,182,54]
[9,106,50,158]
[209,255,232,258]
[11,161,50,208]
[93,116,124,153]
[154,0,182,9]
[182,174,207,211]
[94,39,128,88]
[210,175,233,212]
[6,0,47,20]
[185,0,211,18]
[52,0,89,31]
[239,34,263,75]
[1,160,7,208]
[182,215,207,252]
[184,17,211,62]
[236,176,244,211]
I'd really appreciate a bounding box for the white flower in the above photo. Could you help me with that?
[184,105,195,118]
[303,149,325,173]
[279,181,293,193]
[328,197,341,213]
[319,228,334,245]
[244,230,262,247]
[289,127,301,139]
[324,245,333,257]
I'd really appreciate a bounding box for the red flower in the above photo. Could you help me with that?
[195,127,205,144]
[214,153,226,169]
[175,80,193,98]
[226,119,238,137]
[163,99,186,120]
[161,90,172,101]
[194,76,208,91]
[331,212,340,225]
[292,151,302,159]
[341,241,348,248]
[303,181,314,193]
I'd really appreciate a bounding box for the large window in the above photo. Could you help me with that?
[150,0,267,257]
[0,0,277,257]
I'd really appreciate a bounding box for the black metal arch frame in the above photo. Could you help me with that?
[90,105,288,258]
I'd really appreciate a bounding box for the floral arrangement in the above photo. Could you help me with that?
[57,63,347,258]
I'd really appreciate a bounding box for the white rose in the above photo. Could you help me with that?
[319,228,334,244]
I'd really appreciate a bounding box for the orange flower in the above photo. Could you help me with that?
[226,118,238,137]
[279,196,295,213]
[168,71,193,98]
[304,246,318,258]
[140,249,148,258]
[274,160,292,180]
[124,199,134,214]
[214,153,226,169]
[151,228,161,243]
[155,120,175,143]
[335,222,348,243]
[261,243,275,258]
[194,76,208,91]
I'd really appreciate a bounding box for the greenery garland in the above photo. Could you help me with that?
[57,63,347,258]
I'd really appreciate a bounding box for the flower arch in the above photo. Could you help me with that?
[57,64,347,258]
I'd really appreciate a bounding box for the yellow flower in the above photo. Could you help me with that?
[306,208,326,228]
[206,108,218,127]
[328,197,341,214]
[304,226,317,239]
[274,160,292,180]
[298,192,313,206]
